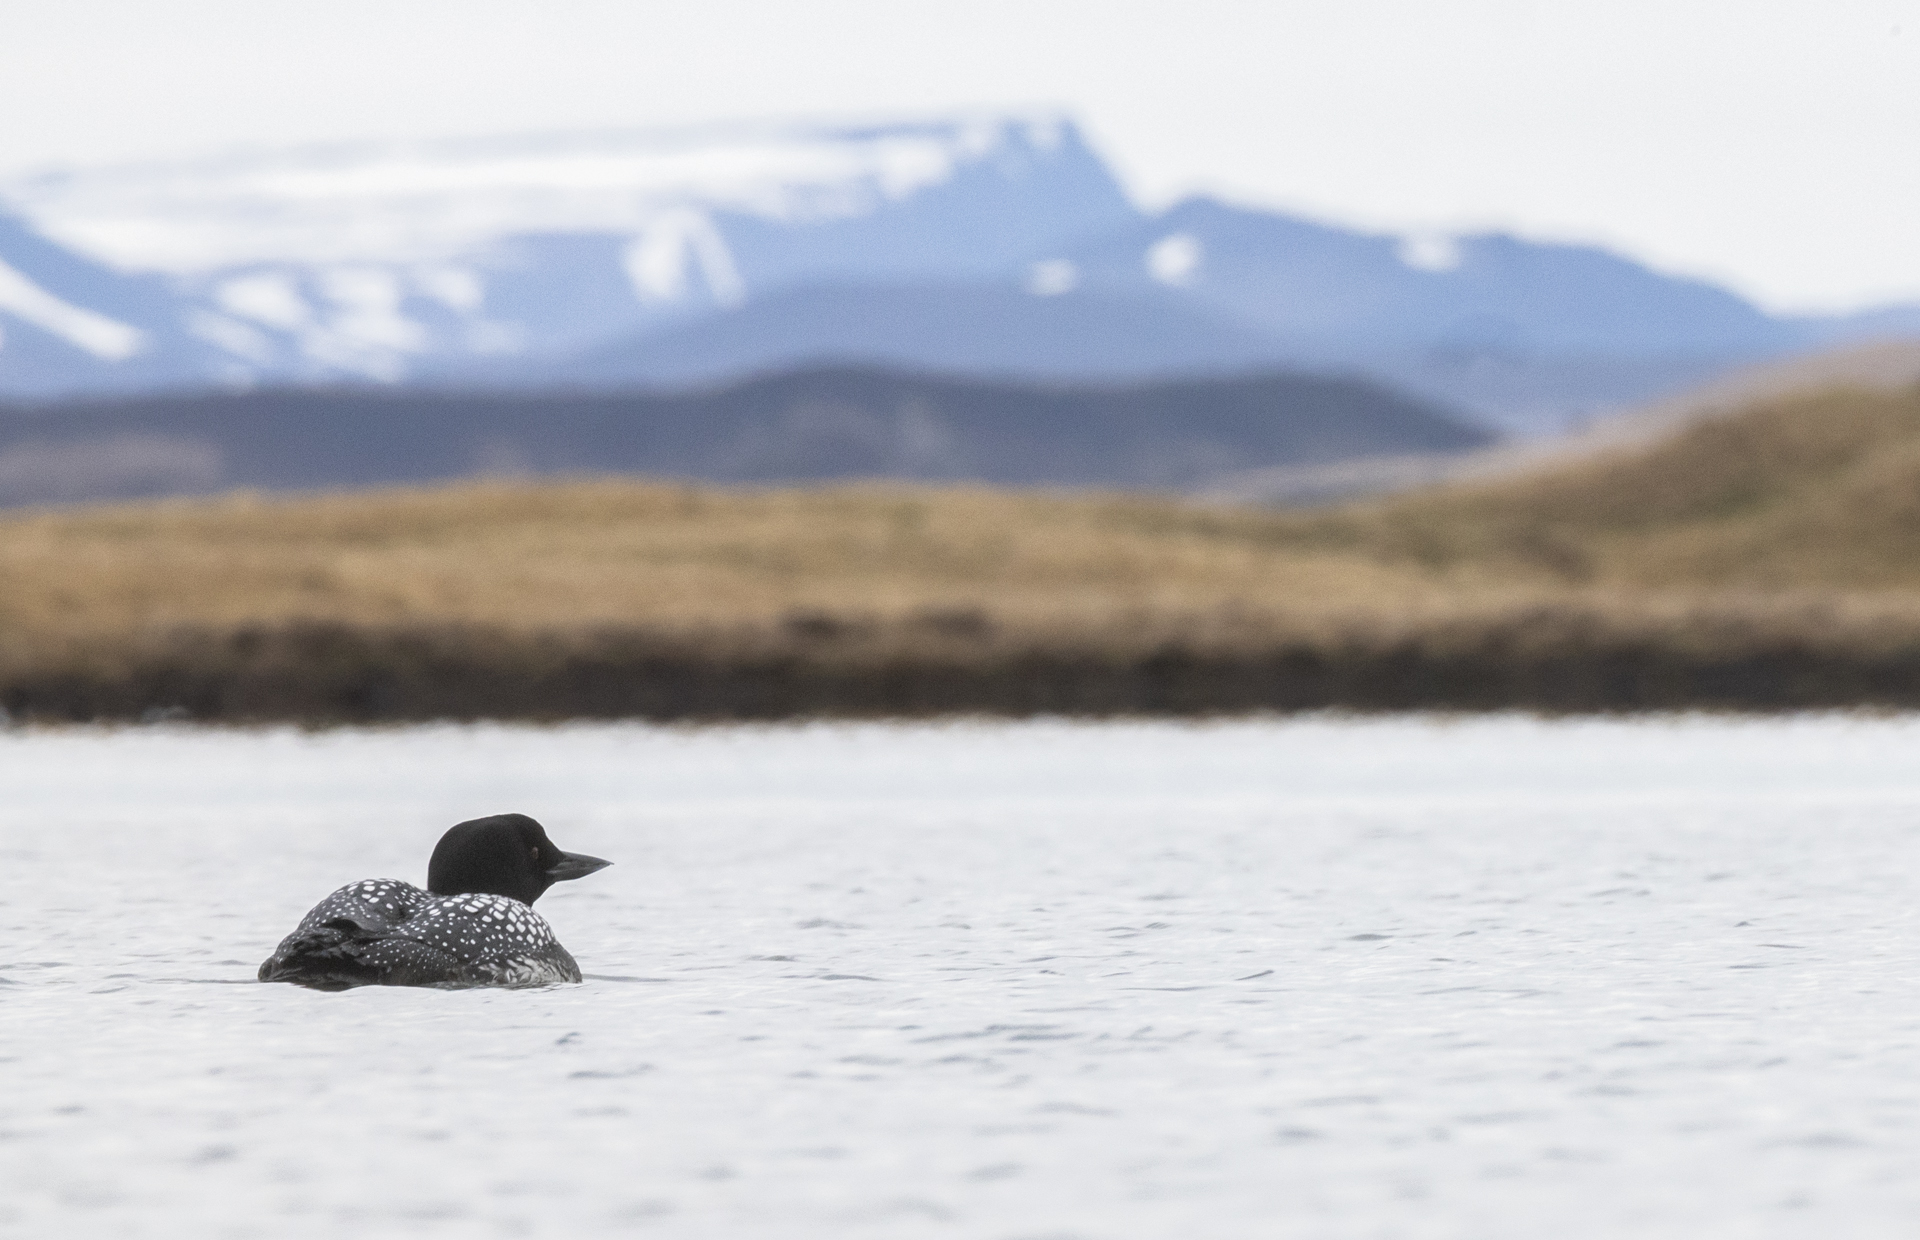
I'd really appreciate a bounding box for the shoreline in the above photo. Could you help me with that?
[10,616,1920,724]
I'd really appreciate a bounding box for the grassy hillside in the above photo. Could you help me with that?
[1291,383,1920,589]
[4,380,1920,719]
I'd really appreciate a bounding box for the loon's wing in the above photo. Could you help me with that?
[258,913,472,989]
[259,880,467,989]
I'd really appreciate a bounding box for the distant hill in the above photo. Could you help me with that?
[1292,376,1920,589]
[0,364,1492,506]
[1204,337,1920,507]
[551,284,1291,386]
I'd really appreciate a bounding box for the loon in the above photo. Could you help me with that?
[258,813,611,990]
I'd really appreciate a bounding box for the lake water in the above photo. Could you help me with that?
[5,714,1920,1238]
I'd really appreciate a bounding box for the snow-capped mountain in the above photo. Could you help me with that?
[0,212,236,394]
[1,116,1135,389]
[1039,198,1804,356]
[1,113,1914,431]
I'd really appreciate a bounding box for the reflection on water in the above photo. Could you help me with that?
[5,715,1920,1237]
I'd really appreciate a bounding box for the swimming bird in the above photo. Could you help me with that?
[258,813,611,990]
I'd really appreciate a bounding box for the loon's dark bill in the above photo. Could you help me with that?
[546,852,612,882]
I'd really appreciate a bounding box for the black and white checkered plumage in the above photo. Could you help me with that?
[258,814,611,990]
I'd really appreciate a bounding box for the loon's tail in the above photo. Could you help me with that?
[257,916,390,990]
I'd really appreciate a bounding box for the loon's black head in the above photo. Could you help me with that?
[426,813,611,906]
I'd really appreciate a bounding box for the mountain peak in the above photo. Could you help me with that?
[0,113,1118,274]
[1,114,1913,428]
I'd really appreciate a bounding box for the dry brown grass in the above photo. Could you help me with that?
[7,381,1920,719]
[1295,383,1920,589]
[0,480,1478,646]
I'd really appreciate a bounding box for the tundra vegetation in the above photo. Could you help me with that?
[4,384,1920,721]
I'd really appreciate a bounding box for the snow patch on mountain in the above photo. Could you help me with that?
[1398,234,1462,272]
[1025,259,1079,297]
[0,257,147,360]
[0,115,1083,273]
[622,211,745,305]
[1146,233,1203,286]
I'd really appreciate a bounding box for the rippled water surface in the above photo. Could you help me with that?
[6,715,1920,1238]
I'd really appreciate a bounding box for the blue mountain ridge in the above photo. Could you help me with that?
[0,117,1914,433]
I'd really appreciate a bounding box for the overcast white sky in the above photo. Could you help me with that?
[4,0,1916,312]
